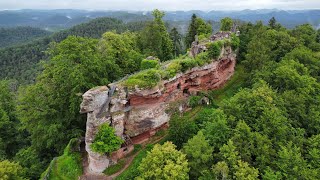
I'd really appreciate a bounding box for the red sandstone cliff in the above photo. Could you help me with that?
[80,45,236,173]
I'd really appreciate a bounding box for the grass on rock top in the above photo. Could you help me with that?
[122,51,215,89]
[121,36,240,90]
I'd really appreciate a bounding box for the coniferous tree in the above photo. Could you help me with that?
[138,9,173,61]
[185,14,198,47]
[170,27,183,58]
[268,17,277,29]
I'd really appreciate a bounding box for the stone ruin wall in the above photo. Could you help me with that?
[80,45,237,174]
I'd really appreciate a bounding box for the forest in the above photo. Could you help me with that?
[0,27,51,48]
[0,17,148,84]
[0,8,320,180]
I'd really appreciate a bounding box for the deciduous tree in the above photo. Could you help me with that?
[137,142,189,180]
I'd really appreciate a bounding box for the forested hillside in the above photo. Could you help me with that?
[160,20,320,179]
[0,8,320,180]
[0,27,51,48]
[0,18,148,84]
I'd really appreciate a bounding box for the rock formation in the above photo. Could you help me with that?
[80,38,237,174]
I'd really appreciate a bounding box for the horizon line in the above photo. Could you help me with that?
[1,8,320,12]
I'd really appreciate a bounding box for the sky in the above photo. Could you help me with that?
[1,0,320,11]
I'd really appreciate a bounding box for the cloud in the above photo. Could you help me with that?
[1,0,320,10]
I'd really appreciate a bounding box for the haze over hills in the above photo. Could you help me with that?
[1,9,320,30]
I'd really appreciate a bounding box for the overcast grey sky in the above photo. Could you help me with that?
[1,0,320,11]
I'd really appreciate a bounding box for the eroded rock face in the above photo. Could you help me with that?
[80,86,111,173]
[80,46,236,173]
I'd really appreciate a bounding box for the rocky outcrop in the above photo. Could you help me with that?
[80,45,237,174]
[80,86,111,173]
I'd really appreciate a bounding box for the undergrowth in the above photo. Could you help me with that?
[208,65,247,106]
[40,138,82,180]
[104,159,126,175]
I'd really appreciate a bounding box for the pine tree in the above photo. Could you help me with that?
[268,17,277,29]
[170,27,183,58]
[185,14,198,47]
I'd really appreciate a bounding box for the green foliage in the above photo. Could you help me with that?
[0,160,26,180]
[170,27,184,57]
[40,138,82,180]
[231,33,240,50]
[291,24,318,50]
[208,65,247,106]
[282,46,320,80]
[124,54,209,88]
[168,114,198,149]
[220,17,233,31]
[243,29,298,72]
[137,142,189,180]
[180,58,199,72]
[275,142,309,179]
[231,121,254,163]
[188,96,202,108]
[195,51,211,66]
[14,147,46,179]
[268,17,277,29]
[0,17,146,84]
[317,29,320,43]
[0,26,51,48]
[91,124,124,154]
[202,109,231,150]
[98,31,143,77]
[116,145,153,180]
[238,22,266,61]
[17,36,105,155]
[0,80,24,159]
[185,14,212,47]
[262,167,282,180]
[182,131,213,179]
[16,34,139,178]
[140,59,159,70]
[207,42,221,59]
[161,57,199,79]
[104,159,126,175]
[212,161,229,180]
[163,60,183,79]
[138,9,173,61]
[185,14,198,47]
[195,18,212,37]
[123,69,161,89]
[234,160,259,180]
[218,140,240,174]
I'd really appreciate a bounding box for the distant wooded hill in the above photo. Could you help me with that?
[0,26,51,48]
[0,9,319,30]
[0,17,148,84]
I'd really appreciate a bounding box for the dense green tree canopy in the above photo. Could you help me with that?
[0,81,23,159]
[220,17,233,31]
[1,10,320,180]
[170,27,184,57]
[182,131,213,179]
[91,124,124,154]
[137,142,189,180]
[0,160,26,180]
[185,14,198,47]
[0,17,147,84]
[185,14,212,47]
[138,9,173,61]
